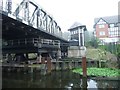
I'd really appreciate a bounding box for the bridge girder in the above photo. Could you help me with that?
[13,0,62,37]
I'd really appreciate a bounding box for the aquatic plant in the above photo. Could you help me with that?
[73,68,120,77]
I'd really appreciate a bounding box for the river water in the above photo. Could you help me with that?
[2,70,120,89]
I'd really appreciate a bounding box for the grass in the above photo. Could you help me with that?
[86,48,117,61]
[73,68,120,77]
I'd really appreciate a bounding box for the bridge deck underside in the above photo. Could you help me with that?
[2,13,68,54]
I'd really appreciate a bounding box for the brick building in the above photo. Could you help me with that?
[94,15,120,44]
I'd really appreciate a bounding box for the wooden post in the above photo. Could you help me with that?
[37,53,41,63]
[41,57,45,64]
[81,77,87,89]
[82,57,87,77]
[47,57,51,73]
[25,53,29,64]
[81,46,87,77]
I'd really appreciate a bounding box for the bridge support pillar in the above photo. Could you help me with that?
[7,53,13,63]
[47,57,52,73]
[62,61,65,70]
[69,61,72,69]
[25,53,29,63]
[37,53,41,63]
[39,54,42,63]
[57,49,61,60]
[41,57,45,64]
[55,61,59,70]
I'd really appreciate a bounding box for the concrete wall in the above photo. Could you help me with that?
[68,46,81,58]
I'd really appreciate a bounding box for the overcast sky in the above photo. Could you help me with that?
[34,0,119,32]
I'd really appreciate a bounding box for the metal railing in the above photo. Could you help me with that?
[2,38,60,48]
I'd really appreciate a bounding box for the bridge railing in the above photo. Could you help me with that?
[2,38,60,48]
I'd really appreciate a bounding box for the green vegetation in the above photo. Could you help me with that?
[73,68,120,77]
[99,44,120,57]
[86,48,119,68]
[86,48,111,60]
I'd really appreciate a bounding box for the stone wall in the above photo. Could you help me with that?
[68,46,81,58]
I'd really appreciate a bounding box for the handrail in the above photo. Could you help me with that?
[2,38,60,47]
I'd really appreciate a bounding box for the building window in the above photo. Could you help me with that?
[99,24,105,28]
[110,24,114,28]
[72,31,74,34]
[71,31,73,35]
[76,30,78,34]
[108,26,119,37]
[74,30,76,34]
[99,31,105,36]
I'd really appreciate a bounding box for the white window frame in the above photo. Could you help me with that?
[99,31,105,36]
[110,24,114,28]
[99,24,105,28]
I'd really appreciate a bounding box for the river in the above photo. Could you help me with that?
[2,70,120,89]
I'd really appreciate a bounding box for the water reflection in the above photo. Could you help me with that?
[2,70,120,89]
[87,79,97,89]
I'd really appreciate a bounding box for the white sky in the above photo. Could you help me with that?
[34,0,119,32]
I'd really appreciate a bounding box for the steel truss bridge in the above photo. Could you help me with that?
[1,0,69,61]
